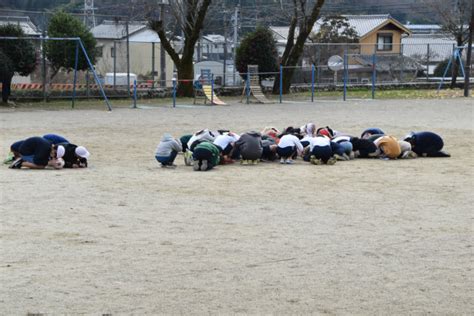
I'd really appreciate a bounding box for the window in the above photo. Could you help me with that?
[96,46,103,58]
[111,47,115,58]
[377,33,393,51]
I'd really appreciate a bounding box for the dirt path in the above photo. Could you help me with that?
[0,98,472,314]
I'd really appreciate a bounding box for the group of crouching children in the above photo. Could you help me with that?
[155,124,450,171]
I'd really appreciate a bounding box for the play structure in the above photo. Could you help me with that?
[193,69,227,105]
[437,47,466,93]
[242,65,273,104]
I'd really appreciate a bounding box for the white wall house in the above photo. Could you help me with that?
[91,20,174,87]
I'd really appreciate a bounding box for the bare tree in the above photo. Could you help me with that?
[149,0,212,97]
[272,0,326,94]
[464,1,473,97]
[424,0,472,88]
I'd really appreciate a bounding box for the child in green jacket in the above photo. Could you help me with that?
[192,141,221,171]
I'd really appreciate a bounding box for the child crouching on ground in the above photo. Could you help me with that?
[192,141,221,171]
[155,133,182,168]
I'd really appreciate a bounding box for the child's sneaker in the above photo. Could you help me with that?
[184,150,193,166]
[285,159,294,164]
[9,158,23,169]
[280,158,285,164]
[334,154,348,161]
[251,159,259,165]
[3,152,14,165]
[241,160,249,165]
[193,160,201,171]
[201,160,208,170]
[327,157,337,165]
[311,157,323,165]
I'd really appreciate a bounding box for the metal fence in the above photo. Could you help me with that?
[1,9,472,105]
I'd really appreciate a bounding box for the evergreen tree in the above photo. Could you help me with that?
[0,24,37,103]
[45,11,96,80]
[235,26,279,80]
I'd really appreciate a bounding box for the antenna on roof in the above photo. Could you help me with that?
[84,0,96,29]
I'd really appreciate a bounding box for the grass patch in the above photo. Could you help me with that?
[1,88,470,111]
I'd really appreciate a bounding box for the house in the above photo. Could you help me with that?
[400,24,460,75]
[91,20,174,87]
[271,14,412,56]
[272,15,422,83]
[0,16,42,85]
[401,34,456,75]
[196,34,231,62]
[404,24,443,35]
[0,16,41,37]
[313,14,412,55]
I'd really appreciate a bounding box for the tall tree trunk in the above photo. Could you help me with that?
[176,60,194,97]
[450,37,464,88]
[464,3,473,97]
[272,0,326,94]
[149,0,211,98]
[1,74,12,103]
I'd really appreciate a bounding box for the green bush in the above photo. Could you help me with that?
[235,26,278,80]
[433,58,451,77]
[45,11,97,77]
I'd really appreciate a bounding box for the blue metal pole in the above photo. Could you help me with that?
[456,49,466,78]
[279,64,283,103]
[246,71,250,104]
[77,39,112,111]
[372,53,376,99]
[211,73,214,105]
[72,41,79,109]
[437,55,453,92]
[172,78,177,108]
[343,54,347,101]
[311,64,315,103]
[133,79,137,108]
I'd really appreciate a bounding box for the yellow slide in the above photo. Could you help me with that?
[202,85,227,105]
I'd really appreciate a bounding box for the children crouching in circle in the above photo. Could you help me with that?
[154,127,449,171]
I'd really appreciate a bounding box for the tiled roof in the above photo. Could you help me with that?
[404,24,442,34]
[270,27,295,43]
[0,16,41,36]
[202,34,226,43]
[91,20,147,39]
[128,29,160,43]
[313,14,409,38]
[272,14,410,43]
[401,34,456,62]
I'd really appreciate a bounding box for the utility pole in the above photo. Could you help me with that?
[233,5,239,85]
[84,0,96,29]
[159,3,167,87]
[156,0,169,87]
[223,4,228,87]
[464,1,473,97]
[126,20,130,96]
[41,12,47,102]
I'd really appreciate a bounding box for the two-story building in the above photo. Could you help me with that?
[271,14,423,83]
[91,20,174,87]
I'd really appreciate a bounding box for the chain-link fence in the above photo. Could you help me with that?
[1,8,472,105]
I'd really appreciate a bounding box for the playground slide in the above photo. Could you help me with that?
[203,85,227,105]
[250,85,273,104]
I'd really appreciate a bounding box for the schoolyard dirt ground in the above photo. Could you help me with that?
[0,98,472,314]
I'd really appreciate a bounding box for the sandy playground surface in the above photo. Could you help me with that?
[0,98,473,314]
